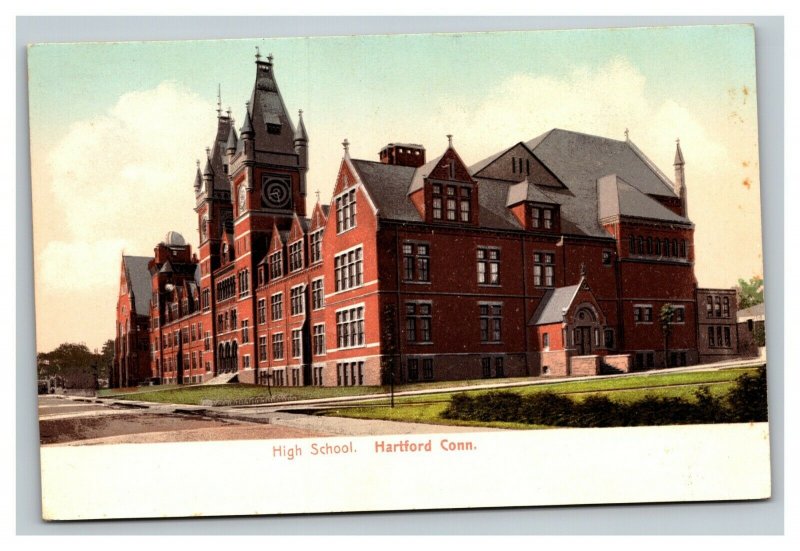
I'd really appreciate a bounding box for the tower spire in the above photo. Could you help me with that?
[673,138,687,218]
[216,84,222,117]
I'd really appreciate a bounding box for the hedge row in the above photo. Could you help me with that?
[441,367,768,427]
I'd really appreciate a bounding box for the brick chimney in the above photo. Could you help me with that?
[379,143,426,167]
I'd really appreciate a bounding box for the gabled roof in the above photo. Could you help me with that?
[208,116,233,192]
[529,283,581,325]
[506,179,559,207]
[526,129,677,197]
[597,174,689,224]
[350,159,419,220]
[122,255,153,316]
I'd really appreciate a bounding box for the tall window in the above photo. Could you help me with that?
[334,247,363,292]
[432,184,443,219]
[402,242,430,282]
[310,230,323,264]
[543,208,553,229]
[477,248,500,285]
[291,329,302,358]
[289,241,303,272]
[271,293,283,321]
[272,333,284,360]
[311,278,325,310]
[407,358,419,382]
[257,298,266,324]
[290,286,304,316]
[405,302,432,343]
[446,185,457,220]
[460,187,471,222]
[336,306,365,349]
[533,252,555,287]
[238,269,249,297]
[204,331,210,351]
[313,324,326,356]
[480,304,502,342]
[336,361,364,386]
[336,189,357,233]
[259,336,268,362]
[269,251,283,279]
[202,289,210,310]
[241,320,249,343]
[722,297,730,318]
[422,358,434,380]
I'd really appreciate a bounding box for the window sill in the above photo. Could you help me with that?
[403,280,431,285]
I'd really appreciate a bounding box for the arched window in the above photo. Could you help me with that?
[629,235,635,254]
[646,237,653,254]
[672,239,678,257]
[654,239,661,256]
[680,240,687,258]
[663,238,671,257]
[637,236,644,254]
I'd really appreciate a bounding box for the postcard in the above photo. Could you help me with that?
[29,25,770,521]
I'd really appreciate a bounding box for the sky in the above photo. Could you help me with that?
[27,25,764,352]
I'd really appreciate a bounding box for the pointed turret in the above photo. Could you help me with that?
[203,149,214,189]
[673,138,688,218]
[294,109,308,144]
[226,120,238,155]
[193,160,202,194]
[240,102,254,139]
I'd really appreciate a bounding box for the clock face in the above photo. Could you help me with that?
[238,185,247,213]
[261,176,291,209]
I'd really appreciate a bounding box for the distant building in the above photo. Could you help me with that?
[112,54,747,388]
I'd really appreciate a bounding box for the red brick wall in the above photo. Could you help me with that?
[570,355,600,376]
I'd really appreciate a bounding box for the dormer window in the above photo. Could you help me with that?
[531,206,554,229]
[267,123,281,135]
[446,186,457,221]
[460,187,471,222]
[432,184,443,219]
[270,251,283,279]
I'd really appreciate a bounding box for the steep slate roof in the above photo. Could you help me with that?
[248,60,297,155]
[506,179,559,206]
[348,128,685,237]
[597,174,689,224]
[123,255,153,316]
[208,116,233,192]
[529,283,581,325]
[737,303,765,320]
[526,129,677,197]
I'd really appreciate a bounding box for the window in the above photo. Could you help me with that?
[243,355,251,369]
[257,298,266,324]
[421,358,434,380]
[446,185,457,220]
[533,252,555,287]
[259,336,268,362]
[291,368,300,386]
[241,320,249,343]
[402,242,430,282]
[311,278,324,310]
[495,357,504,378]
[432,184,443,219]
[238,269,249,297]
[336,189,357,233]
[672,307,685,323]
[602,250,613,266]
[334,246,363,292]
[274,370,285,386]
[405,302,432,343]
[310,230,323,264]
[272,333,284,360]
[290,286,304,316]
[202,289,210,311]
[543,208,552,229]
[182,328,189,344]
[714,296,722,317]
[269,251,283,279]
[542,333,550,351]
[707,296,713,317]
[336,361,364,386]
[532,207,541,228]
[289,241,303,272]
[708,327,715,347]
[271,293,283,321]
[481,357,491,378]
[724,327,731,347]
[231,309,237,329]
[407,359,419,382]
[336,306,365,349]
[634,305,653,323]
[604,329,614,349]
[291,329,302,358]
[722,297,730,318]
[190,324,196,341]
[480,304,502,342]
[312,366,324,386]
[460,187,471,222]
[477,248,500,285]
[216,276,236,301]
[313,324,326,356]
[204,331,210,351]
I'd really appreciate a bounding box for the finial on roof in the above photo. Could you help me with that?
[624,128,629,141]
[226,106,231,118]
[315,190,321,203]
[580,262,586,277]
[255,46,261,62]
[196,159,200,169]
[267,53,274,64]
[447,134,453,147]
[205,146,211,158]
[674,137,685,166]
[342,138,350,155]
[216,84,222,117]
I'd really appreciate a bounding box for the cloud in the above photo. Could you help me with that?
[39,81,216,292]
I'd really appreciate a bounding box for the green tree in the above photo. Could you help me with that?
[99,339,115,380]
[736,276,764,309]
[660,304,676,368]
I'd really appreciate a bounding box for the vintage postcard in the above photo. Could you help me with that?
[29,25,770,520]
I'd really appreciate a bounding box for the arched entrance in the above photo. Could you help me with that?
[572,306,601,356]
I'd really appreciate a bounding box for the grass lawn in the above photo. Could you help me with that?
[321,367,758,427]
[114,384,382,405]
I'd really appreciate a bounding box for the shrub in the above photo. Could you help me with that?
[726,367,768,422]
